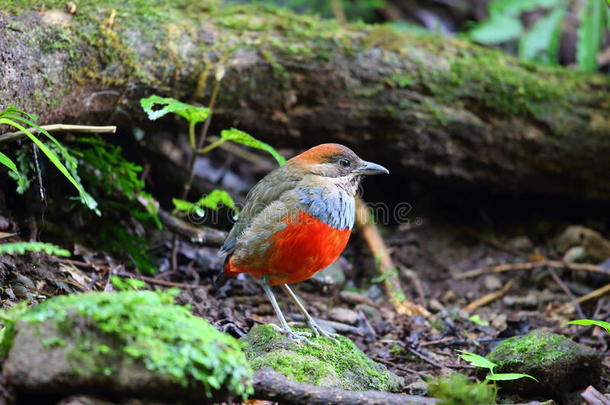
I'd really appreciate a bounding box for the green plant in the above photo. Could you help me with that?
[0,242,70,256]
[69,136,160,228]
[110,275,147,291]
[567,319,610,333]
[140,94,284,222]
[457,349,537,402]
[428,373,495,405]
[0,106,98,213]
[98,226,157,275]
[198,128,286,166]
[173,189,239,217]
[467,0,609,71]
[140,95,210,148]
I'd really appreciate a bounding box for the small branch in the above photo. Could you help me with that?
[355,197,430,317]
[453,260,610,279]
[554,282,610,315]
[0,124,117,144]
[581,385,610,405]
[404,347,474,370]
[116,272,207,290]
[157,208,227,246]
[252,368,436,405]
[548,268,586,319]
[463,278,515,311]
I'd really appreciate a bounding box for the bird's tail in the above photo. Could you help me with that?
[213,271,230,288]
[214,256,236,288]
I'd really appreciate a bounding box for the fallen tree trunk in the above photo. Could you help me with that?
[1,1,609,202]
[253,368,436,405]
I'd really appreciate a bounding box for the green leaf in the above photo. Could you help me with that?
[567,319,610,333]
[468,314,490,327]
[576,0,605,72]
[456,350,497,370]
[468,14,523,44]
[0,112,99,214]
[220,128,286,166]
[172,190,238,217]
[0,242,70,256]
[489,0,563,16]
[519,7,566,63]
[140,95,210,125]
[487,373,538,382]
[0,151,25,190]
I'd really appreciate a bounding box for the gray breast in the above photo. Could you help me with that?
[296,187,355,230]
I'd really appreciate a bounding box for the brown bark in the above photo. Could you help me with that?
[252,368,436,405]
[1,2,609,201]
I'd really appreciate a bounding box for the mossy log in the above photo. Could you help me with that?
[1,1,610,202]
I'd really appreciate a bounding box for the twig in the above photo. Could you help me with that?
[116,272,207,289]
[287,313,362,336]
[548,268,586,319]
[157,208,226,246]
[400,266,426,302]
[370,356,430,377]
[554,282,610,315]
[463,278,515,311]
[0,124,116,144]
[453,260,609,279]
[405,347,474,370]
[355,197,430,317]
[252,368,436,405]
[581,385,610,405]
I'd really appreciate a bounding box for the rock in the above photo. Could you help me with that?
[339,291,375,306]
[502,292,538,308]
[1,291,252,404]
[490,314,507,331]
[405,380,428,396]
[563,246,587,263]
[486,329,602,397]
[355,304,382,323]
[328,308,359,325]
[365,284,384,302]
[307,260,347,289]
[507,236,534,252]
[555,225,610,262]
[483,275,502,291]
[241,324,402,392]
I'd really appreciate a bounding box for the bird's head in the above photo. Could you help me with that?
[287,143,389,179]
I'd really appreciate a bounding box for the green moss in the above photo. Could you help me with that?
[422,48,590,120]
[250,349,336,385]
[489,330,573,367]
[428,373,495,405]
[242,325,401,392]
[0,291,253,399]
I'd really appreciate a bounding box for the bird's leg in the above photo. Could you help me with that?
[281,284,339,343]
[260,275,317,345]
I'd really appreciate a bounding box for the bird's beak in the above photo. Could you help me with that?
[353,160,389,175]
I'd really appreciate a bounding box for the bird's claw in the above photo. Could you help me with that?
[268,323,321,347]
[304,318,340,344]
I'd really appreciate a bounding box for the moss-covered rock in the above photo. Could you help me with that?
[486,329,602,397]
[241,324,402,392]
[0,291,252,403]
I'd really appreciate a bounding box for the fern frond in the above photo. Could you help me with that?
[0,242,70,256]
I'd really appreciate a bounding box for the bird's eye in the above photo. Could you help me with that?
[339,158,351,167]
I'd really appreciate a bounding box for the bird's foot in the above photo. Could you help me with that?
[304,317,340,344]
[268,323,321,347]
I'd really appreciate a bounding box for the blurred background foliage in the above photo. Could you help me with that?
[229,0,610,73]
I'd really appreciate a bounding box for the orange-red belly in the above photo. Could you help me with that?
[225,210,351,285]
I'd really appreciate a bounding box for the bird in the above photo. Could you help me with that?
[216,143,388,343]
